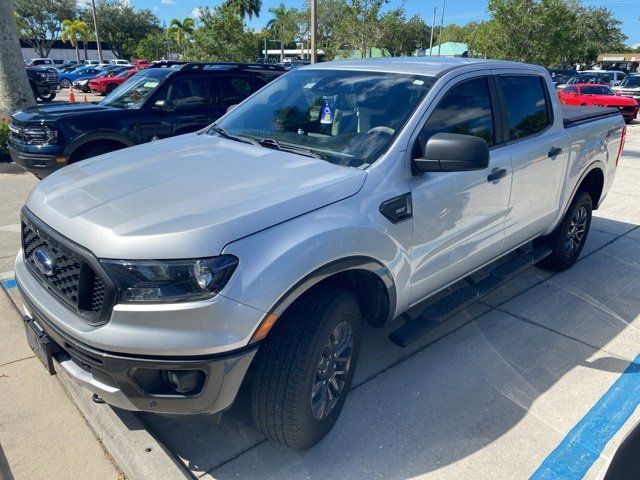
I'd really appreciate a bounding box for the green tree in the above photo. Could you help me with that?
[168,17,195,55]
[61,19,89,64]
[267,4,301,59]
[377,9,430,56]
[81,0,160,59]
[135,31,175,61]
[225,0,262,20]
[14,0,77,58]
[185,4,258,62]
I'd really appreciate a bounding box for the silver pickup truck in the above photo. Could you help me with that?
[15,58,626,450]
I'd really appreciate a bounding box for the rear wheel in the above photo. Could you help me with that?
[538,191,592,271]
[38,91,56,102]
[60,78,71,88]
[251,284,362,450]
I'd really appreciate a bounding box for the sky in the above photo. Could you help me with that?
[131,0,640,47]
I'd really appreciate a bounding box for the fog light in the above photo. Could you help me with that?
[163,370,205,395]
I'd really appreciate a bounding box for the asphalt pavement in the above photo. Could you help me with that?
[0,122,639,479]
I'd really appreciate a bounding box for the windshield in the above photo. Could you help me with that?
[213,69,435,168]
[620,76,640,88]
[99,70,170,109]
[580,85,613,95]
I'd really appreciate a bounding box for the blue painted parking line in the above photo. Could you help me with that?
[1,278,16,289]
[531,353,640,480]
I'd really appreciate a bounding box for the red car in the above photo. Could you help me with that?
[131,59,151,69]
[558,83,639,123]
[88,68,138,95]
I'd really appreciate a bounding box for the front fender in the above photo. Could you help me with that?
[220,195,412,322]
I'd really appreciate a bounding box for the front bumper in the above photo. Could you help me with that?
[8,145,66,178]
[18,282,258,414]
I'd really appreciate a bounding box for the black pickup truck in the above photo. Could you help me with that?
[26,66,59,102]
[9,63,285,178]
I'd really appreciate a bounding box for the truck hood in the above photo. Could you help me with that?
[12,103,114,123]
[26,133,367,259]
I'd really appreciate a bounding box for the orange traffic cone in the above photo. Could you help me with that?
[68,87,75,103]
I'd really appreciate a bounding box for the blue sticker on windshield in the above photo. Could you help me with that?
[320,97,335,124]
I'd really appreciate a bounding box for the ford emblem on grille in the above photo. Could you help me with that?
[32,248,55,276]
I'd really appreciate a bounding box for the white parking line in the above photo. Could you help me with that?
[0,223,20,233]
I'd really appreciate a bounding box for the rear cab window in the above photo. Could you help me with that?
[498,75,552,140]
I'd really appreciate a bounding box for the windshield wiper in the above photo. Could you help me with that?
[208,125,259,146]
[256,137,322,159]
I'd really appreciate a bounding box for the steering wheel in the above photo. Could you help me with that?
[367,126,395,136]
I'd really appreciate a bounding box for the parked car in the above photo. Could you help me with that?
[13,58,626,450]
[132,59,151,69]
[58,66,104,88]
[25,58,54,67]
[83,60,101,66]
[25,66,59,102]
[559,72,613,88]
[612,75,640,102]
[581,69,626,86]
[88,68,138,94]
[9,63,286,177]
[558,84,639,123]
[74,67,128,93]
[57,64,82,74]
[110,59,132,66]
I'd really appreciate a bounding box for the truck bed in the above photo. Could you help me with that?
[562,105,621,128]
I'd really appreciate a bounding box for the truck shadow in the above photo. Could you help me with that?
[139,217,640,479]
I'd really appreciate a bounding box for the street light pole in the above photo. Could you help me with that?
[90,0,103,63]
[310,0,317,63]
[437,0,445,56]
[429,7,436,56]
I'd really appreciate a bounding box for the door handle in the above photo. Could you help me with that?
[548,146,563,157]
[487,168,508,182]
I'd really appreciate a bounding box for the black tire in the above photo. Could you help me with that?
[60,78,71,88]
[251,284,362,450]
[71,143,121,163]
[105,83,117,94]
[538,191,592,271]
[38,91,56,102]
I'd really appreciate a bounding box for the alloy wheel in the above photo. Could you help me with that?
[564,205,588,258]
[310,320,354,421]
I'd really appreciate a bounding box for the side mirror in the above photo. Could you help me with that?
[153,99,173,112]
[226,104,238,113]
[414,132,489,173]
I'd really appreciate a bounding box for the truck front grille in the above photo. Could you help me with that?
[21,210,115,325]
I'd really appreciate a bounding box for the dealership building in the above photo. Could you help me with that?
[595,53,639,73]
[20,39,117,63]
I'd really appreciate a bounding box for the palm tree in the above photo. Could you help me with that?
[0,0,35,117]
[227,0,262,21]
[267,4,300,61]
[168,18,195,55]
[61,19,90,65]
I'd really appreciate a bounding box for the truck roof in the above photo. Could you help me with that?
[305,56,544,77]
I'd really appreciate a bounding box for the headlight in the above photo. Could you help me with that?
[101,255,239,303]
[22,126,58,145]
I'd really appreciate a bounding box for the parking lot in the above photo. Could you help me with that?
[0,121,638,478]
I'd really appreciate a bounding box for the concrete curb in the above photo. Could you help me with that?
[1,280,192,480]
[55,362,192,480]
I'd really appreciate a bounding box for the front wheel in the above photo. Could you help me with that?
[60,78,71,89]
[251,284,362,450]
[38,91,56,102]
[538,191,592,271]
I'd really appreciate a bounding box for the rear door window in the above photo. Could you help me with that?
[163,77,210,111]
[498,76,551,140]
[216,76,260,108]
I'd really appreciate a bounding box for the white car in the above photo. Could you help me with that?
[612,75,640,101]
[581,69,627,86]
[25,58,54,67]
[110,59,132,66]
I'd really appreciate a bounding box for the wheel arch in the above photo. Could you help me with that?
[65,132,135,161]
[252,256,397,344]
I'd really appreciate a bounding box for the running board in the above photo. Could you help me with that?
[389,245,552,347]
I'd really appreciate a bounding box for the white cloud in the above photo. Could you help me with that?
[191,7,201,18]
[161,0,176,4]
